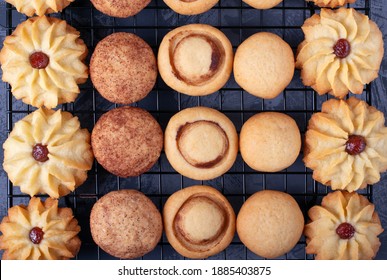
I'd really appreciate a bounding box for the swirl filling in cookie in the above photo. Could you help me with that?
[176,121,229,168]
[173,193,229,252]
[296,8,384,98]
[170,33,225,86]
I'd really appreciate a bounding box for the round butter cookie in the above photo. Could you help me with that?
[163,185,235,259]
[305,191,383,260]
[296,8,383,98]
[90,190,163,259]
[0,197,81,260]
[234,32,294,99]
[5,0,74,16]
[3,108,94,198]
[240,112,301,172]
[237,190,304,259]
[163,0,218,15]
[90,0,150,17]
[164,107,238,180]
[91,107,163,177]
[304,97,387,192]
[243,0,283,9]
[307,0,356,8]
[0,16,88,109]
[158,24,233,96]
[90,32,157,104]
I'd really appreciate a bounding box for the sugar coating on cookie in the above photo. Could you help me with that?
[164,107,238,180]
[90,0,151,17]
[91,107,163,177]
[90,32,157,104]
[3,107,94,198]
[158,24,233,96]
[163,185,235,259]
[0,16,88,109]
[296,8,383,98]
[237,190,304,259]
[305,191,383,260]
[240,112,301,172]
[5,0,74,16]
[163,0,218,15]
[0,197,81,260]
[234,32,295,99]
[90,190,163,259]
[243,0,283,9]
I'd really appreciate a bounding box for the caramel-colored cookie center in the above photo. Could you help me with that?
[173,194,228,251]
[176,121,228,168]
[170,33,224,86]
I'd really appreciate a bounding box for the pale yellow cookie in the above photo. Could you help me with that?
[237,190,304,259]
[163,185,235,259]
[243,0,283,9]
[307,0,356,8]
[158,24,233,96]
[164,107,238,180]
[163,0,218,15]
[240,112,301,172]
[5,0,74,16]
[234,32,295,99]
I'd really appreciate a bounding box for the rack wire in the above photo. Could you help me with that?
[0,0,373,260]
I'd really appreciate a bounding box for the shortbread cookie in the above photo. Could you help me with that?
[307,0,356,8]
[0,197,81,260]
[90,32,157,104]
[237,190,304,259]
[91,107,163,177]
[304,97,387,192]
[158,24,233,96]
[243,0,283,9]
[90,190,162,259]
[234,32,294,99]
[5,0,74,16]
[240,112,301,172]
[3,108,94,198]
[296,8,383,98]
[163,0,218,15]
[164,107,238,180]
[305,191,383,259]
[163,185,235,259]
[0,16,88,108]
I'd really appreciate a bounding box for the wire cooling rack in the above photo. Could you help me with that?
[0,0,374,260]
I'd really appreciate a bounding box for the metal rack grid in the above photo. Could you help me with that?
[0,0,373,260]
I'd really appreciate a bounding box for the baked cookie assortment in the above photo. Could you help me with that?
[296,8,384,98]
[237,190,304,259]
[164,107,238,180]
[243,0,283,10]
[5,0,74,16]
[90,32,157,104]
[90,190,163,259]
[91,106,163,177]
[90,0,151,18]
[307,0,356,8]
[240,112,301,172]
[158,24,233,96]
[0,16,88,109]
[163,0,218,15]
[0,197,81,260]
[163,185,235,259]
[234,32,295,99]
[3,108,94,198]
[305,191,383,260]
[304,97,387,192]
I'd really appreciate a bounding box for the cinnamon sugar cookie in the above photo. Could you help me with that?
[90,0,151,17]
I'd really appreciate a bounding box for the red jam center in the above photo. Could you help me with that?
[336,223,355,239]
[29,52,50,69]
[333,39,351,59]
[29,227,44,244]
[32,144,49,162]
[345,135,366,156]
